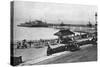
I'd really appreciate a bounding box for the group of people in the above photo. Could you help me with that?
[16,39,57,49]
[16,39,32,49]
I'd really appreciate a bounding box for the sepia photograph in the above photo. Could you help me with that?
[10,1,97,66]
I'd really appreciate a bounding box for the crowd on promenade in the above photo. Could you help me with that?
[15,39,58,49]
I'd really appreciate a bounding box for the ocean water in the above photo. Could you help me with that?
[14,21,95,41]
[14,27,59,41]
[14,20,60,41]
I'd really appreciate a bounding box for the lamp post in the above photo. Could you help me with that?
[95,12,97,32]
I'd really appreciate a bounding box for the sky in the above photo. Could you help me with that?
[13,1,97,41]
[14,1,97,24]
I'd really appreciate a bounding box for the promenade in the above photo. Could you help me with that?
[19,44,97,66]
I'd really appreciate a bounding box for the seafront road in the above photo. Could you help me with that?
[19,44,97,66]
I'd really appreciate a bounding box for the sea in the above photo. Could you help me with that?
[13,21,95,41]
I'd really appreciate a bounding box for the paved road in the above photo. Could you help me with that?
[35,45,97,65]
[20,45,97,66]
